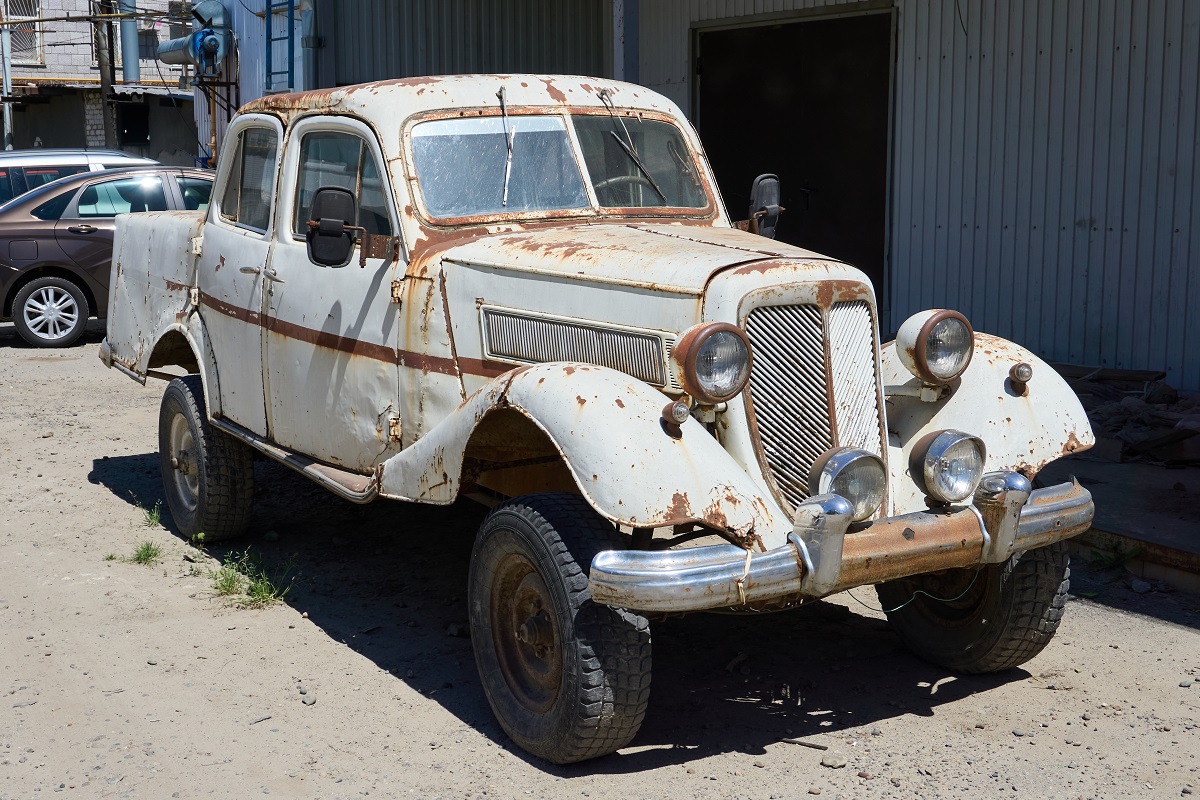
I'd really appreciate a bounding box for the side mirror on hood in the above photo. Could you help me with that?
[306,186,360,267]
[747,174,783,239]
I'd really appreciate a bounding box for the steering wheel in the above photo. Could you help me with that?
[593,174,655,192]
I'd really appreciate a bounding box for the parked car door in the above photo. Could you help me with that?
[55,173,171,278]
[261,118,404,471]
[198,116,283,436]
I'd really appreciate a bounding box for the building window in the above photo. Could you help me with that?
[90,13,123,68]
[9,0,44,65]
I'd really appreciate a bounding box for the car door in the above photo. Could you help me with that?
[198,116,283,436]
[262,117,404,471]
[55,173,170,274]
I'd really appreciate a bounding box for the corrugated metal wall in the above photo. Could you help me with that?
[325,0,612,85]
[639,0,1200,390]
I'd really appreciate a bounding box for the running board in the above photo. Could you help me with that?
[210,417,378,504]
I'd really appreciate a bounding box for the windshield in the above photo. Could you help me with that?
[573,115,707,209]
[411,116,588,218]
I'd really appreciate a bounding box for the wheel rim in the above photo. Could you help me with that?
[490,551,563,714]
[167,412,200,514]
[23,286,80,341]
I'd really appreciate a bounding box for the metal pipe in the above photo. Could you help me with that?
[1,4,12,150]
[118,0,138,82]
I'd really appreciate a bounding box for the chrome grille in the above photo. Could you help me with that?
[745,301,885,516]
[827,301,884,457]
[483,308,668,386]
[745,304,833,512]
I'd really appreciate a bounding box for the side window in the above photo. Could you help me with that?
[219,126,278,232]
[31,190,74,221]
[176,176,213,211]
[24,165,88,189]
[75,176,168,217]
[0,169,14,206]
[292,131,392,238]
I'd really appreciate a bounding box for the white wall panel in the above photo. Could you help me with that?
[639,0,1200,389]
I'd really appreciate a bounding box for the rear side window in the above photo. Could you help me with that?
[0,169,14,206]
[220,127,278,232]
[32,190,74,221]
[176,176,213,211]
[76,176,168,217]
[24,165,89,189]
[291,131,392,237]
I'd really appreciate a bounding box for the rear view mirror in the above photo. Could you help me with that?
[306,186,358,267]
[748,174,783,239]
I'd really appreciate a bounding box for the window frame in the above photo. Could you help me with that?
[9,0,44,66]
[212,115,284,237]
[65,174,169,219]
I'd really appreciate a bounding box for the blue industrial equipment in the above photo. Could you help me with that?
[156,0,230,78]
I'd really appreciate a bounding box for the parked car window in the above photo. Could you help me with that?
[23,165,89,189]
[219,127,278,232]
[572,115,707,209]
[411,116,588,218]
[176,176,213,211]
[31,190,74,221]
[75,176,168,217]
[291,131,392,238]
[0,169,14,206]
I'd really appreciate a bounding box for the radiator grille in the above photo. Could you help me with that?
[827,301,884,457]
[745,304,833,512]
[483,308,668,386]
[744,301,884,515]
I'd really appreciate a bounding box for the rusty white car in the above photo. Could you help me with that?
[100,74,1095,764]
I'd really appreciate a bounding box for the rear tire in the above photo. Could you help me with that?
[158,375,254,541]
[468,493,652,764]
[13,276,89,348]
[876,541,1070,673]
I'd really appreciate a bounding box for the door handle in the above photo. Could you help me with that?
[239,266,262,275]
[67,224,97,234]
[263,268,285,284]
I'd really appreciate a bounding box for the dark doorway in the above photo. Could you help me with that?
[696,12,893,295]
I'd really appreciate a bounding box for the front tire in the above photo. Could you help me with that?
[468,493,652,764]
[13,276,89,347]
[876,541,1070,673]
[158,375,254,541]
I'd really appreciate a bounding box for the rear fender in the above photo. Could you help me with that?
[882,333,1095,515]
[378,363,790,549]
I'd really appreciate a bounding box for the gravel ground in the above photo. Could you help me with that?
[2,323,1198,800]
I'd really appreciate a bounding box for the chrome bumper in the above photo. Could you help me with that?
[588,473,1094,613]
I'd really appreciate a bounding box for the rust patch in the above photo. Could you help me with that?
[576,395,587,407]
[563,366,576,376]
[1063,430,1083,454]
[163,278,189,292]
[215,255,225,272]
[615,398,625,408]
[541,78,568,103]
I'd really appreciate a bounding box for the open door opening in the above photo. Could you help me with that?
[696,11,893,296]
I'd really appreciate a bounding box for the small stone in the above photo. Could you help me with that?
[1181,787,1192,795]
[857,771,872,779]
[1180,681,1193,688]
[807,790,821,796]
[975,723,986,729]
[298,685,307,695]
[302,695,316,706]
[1012,729,1026,737]
[41,431,53,438]
[753,760,766,769]
[820,752,847,769]
[147,660,157,666]
[301,612,308,618]
[183,552,197,563]
[1067,762,1078,769]
[870,726,882,736]
[1082,713,1092,721]
[1131,579,1152,594]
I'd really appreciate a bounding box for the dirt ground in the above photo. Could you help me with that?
[2,322,1199,800]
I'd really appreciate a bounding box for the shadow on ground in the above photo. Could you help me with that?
[86,452,1200,773]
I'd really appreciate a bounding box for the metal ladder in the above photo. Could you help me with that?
[263,0,295,93]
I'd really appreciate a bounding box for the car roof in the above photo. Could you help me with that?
[0,166,214,216]
[0,148,157,167]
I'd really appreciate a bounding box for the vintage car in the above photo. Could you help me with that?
[100,75,1095,764]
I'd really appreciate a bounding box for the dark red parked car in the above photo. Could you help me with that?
[0,167,214,347]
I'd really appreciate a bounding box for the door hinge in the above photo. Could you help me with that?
[189,236,203,255]
[390,279,404,306]
[388,416,402,442]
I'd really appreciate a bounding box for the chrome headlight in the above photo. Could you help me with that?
[808,447,887,523]
[896,309,974,384]
[673,322,752,404]
[916,430,987,503]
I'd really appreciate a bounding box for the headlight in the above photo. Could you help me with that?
[895,309,974,384]
[673,322,752,404]
[808,447,887,522]
[916,430,986,503]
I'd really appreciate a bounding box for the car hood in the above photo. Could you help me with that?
[439,222,837,295]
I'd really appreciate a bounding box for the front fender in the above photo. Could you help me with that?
[883,332,1095,515]
[378,363,790,549]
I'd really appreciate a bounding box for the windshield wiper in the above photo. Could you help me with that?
[597,88,666,203]
[497,86,515,207]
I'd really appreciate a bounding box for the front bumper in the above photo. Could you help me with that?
[588,473,1094,613]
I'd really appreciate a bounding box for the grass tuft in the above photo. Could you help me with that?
[210,549,295,608]
[130,540,162,566]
